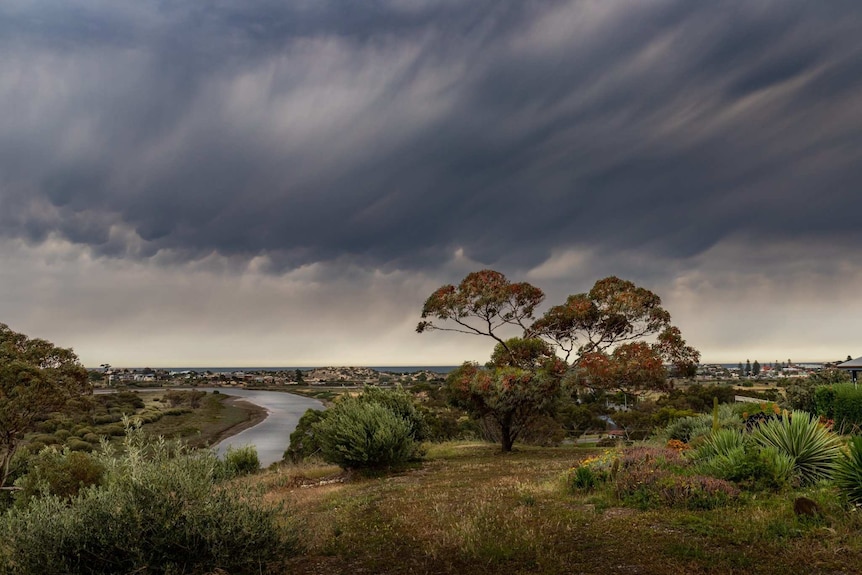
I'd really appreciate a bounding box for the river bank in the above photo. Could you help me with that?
[205,397,269,447]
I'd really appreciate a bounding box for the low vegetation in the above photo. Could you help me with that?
[1,427,291,575]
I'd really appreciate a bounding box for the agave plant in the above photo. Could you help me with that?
[692,429,793,490]
[834,435,862,506]
[752,410,842,485]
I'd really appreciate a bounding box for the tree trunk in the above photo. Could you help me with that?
[500,421,514,452]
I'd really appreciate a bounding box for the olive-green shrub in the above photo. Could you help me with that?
[220,445,260,478]
[284,408,329,463]
[14,449,104,504]
[0,427,293,574]
[314,398,421,470]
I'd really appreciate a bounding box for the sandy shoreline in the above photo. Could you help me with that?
[208,397,269,446]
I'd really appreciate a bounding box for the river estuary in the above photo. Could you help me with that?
[205,388,325,466]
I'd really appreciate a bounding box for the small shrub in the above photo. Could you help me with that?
[834,435,862,506]
[93,414,121,425]
[570,466,598,491]
[65,438,94,452]
[53,429,71,441]
[752,410,842,485]
[354,385,429,442]
[221,445,260,478]
[82,433,101,444]
[14,449,104,503]
[568,449,620,492]
[692,431,793,491]
[101,424,126,437]
[30,434,60,446]
[614,446,738,509]
[662,405,742,443]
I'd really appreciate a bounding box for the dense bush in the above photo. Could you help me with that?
[314,399,422,469]
[832,384,862,432]
[834,435,862,506]
[691,429,793,491]
[752,410,842,485]
[14,449,104,503]
[354,386,429,442]
[64,438,94,453]
[221,445,260,478]
[290,387,427,469]
[419,405,480,442]
[662,404,743,443]
[814,386,836,418]
[0,427,293,575]
[284,408,329,463]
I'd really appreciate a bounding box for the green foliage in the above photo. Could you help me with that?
[284,408,329,463]
[691,430,793,491]
[834,435,862,506]
[515,414,567,446]
[613,447,738,509]
[448,344,566,451]
[661,404,743,443]
[0,426,293,574]
[65,438,93,452]
[832,384,862,432]
[570,466,598,491]
[555,403,607,437]
[14,448,104,503]
[814,386,836,418]
[354,385,429,442]
[287,387,428,466]
[0,323,90,489]
[752,410,842,485]
[220,445,260,478]
[784,370,848,413]
[163,389,206,408]
[656,384,736,412]
[314,397,422,470]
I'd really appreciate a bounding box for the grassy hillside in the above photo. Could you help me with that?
[246,442,862,575]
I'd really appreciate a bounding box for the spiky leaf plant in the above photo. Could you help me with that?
[752,410,842,485]
[834,435,862,506]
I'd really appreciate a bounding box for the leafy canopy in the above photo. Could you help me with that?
[418,270,699,394]
[0,323,90,488]
[448,338,567,451]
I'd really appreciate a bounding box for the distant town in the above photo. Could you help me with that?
[91,359,854,388]
[92,366,449,387]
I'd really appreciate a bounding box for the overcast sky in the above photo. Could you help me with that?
[1,0,861,367]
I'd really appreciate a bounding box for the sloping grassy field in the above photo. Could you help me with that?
[241,443,862,575]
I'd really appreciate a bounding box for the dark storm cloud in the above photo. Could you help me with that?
[2,0,861,272]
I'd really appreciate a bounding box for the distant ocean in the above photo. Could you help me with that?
[105,366,459,374]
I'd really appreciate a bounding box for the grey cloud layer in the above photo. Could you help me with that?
[2,0,861,271]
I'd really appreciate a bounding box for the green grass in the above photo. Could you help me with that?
[141,392,265,447]
[251,441,862,575]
